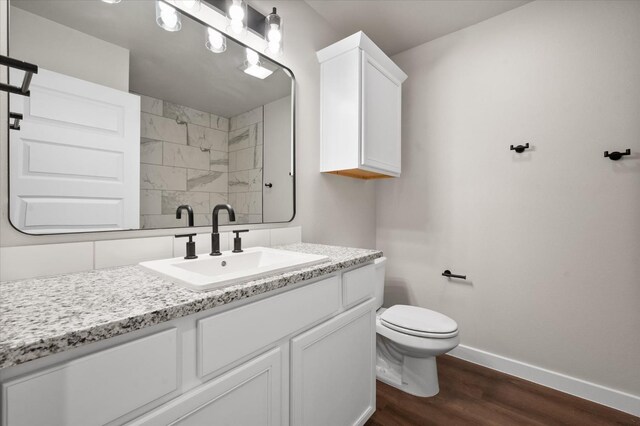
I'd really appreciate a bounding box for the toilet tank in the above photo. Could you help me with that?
[374,257,386,310]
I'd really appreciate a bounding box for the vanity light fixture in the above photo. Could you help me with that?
[205,27,227,53]
[264,7,283,57]
[156,1,182,32]
[101,0,122,3]
[227,0,247,36]
[242,48,273,79]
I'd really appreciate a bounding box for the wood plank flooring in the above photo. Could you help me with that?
[366,355,640,426]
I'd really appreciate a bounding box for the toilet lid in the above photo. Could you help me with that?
[380,305,458,335]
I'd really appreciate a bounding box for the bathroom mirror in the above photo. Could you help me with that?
[7,0,295,234]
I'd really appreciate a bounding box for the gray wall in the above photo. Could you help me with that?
[376,0,640,395]
[9,6,129,91]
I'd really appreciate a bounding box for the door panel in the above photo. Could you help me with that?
[9,68,140,233]
[291,300,376,426]
[361,53,402,175]
[130,347,283,426]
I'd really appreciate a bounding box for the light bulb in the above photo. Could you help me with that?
[101,0,122,3]
[267,24,281,43]
[206,27,226,53]
[162,11,178,28]
[246,48,260,66]
[156,1,182,32]
[178,0,200,11]
[227,0,246,35]
[264,7,283,56]
[268,41,281,54]
[229,1,245,20]
[230,19,244,34]
[158,2,173,13]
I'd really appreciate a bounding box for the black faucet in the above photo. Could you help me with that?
[176,205,194,227]
[211,204,236,256]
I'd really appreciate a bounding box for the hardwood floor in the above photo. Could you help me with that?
[366,355,640,426]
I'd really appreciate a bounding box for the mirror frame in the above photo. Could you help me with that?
[5,0,296,236]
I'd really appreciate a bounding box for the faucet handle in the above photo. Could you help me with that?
[232,229,249,253]
[175,233,197,259]
[175,233,197,239]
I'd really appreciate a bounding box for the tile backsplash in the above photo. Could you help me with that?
[0,226,302,282]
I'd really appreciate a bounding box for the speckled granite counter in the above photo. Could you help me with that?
[0,243,382,370]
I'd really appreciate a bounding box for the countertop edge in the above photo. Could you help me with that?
[0,245,382,370]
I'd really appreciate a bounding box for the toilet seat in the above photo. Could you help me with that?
[380,305,458,339]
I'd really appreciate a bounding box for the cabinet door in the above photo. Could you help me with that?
[291,300,376,426]
[361,52,402,176]
[3,329,177,426]
[130,347,283,426]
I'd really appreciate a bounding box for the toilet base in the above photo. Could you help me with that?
[376,339,440,397]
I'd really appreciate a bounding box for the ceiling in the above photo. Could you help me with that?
[11,0,291,118]
[305,0,531,56]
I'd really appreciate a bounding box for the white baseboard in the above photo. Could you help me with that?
[448,345,640,418]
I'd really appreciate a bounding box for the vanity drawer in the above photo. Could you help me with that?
[342,264,375,309]
[198,275,341,377]
[2,329,178,426]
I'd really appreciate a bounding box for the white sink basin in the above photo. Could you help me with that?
[139,247,330,292]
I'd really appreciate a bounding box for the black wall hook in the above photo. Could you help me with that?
[510,143,530,153]
[604,149,631,161]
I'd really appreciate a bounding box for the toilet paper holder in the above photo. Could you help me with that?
[442,270,467,280]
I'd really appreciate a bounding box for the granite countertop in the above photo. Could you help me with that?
[0,243,382,370]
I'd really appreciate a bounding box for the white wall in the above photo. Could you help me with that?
[253,1,377,248]
[0,1,377,248]
[376,0,640,397]
[9,7,129,91]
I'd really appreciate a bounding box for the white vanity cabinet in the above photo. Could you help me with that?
[291,300,376,426]
[2,330,179,426]
[0,263,378,426]
[318,31,408,180]
[130,346,284,426]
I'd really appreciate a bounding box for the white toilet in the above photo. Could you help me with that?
[374,257,459,397]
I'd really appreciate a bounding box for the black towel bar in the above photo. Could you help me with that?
[0,55,38,97]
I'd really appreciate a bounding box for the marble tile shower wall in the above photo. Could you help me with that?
[228,106,264,224]
[138,94,230,229]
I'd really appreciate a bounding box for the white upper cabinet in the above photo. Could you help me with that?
[317,32,407,179]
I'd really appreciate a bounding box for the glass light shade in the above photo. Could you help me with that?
[176,0,200,11]
[227,0,247,36]
[156,1,182,32]
[206,27,227,53]
[246,48,260,66]
[264,7,283,57]
[242,48,272,79]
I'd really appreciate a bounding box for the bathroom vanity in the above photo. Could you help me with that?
[0,244,382,426]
